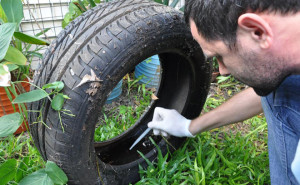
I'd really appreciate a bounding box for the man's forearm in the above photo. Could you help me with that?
[189,88,263,135]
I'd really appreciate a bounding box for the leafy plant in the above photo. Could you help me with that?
[137,116,269,184]
[0,0,53,136]
[94,79,152,142]
[0,0,49,83]
[0,80,72,137]
[212,56,219,72]
[0,133,68,185]
[62,0,101,28]
[135,76,269,184]
[0,159,68,185]
[62,0,182,29]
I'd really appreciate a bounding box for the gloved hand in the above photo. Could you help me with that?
[147,107,194,137]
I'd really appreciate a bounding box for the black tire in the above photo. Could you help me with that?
[29,0,211,184]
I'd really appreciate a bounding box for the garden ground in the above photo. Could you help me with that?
[0,76,270,185]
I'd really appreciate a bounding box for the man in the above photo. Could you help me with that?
[147,0,300,184]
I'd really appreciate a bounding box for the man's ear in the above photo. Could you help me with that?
[238,13,273,49]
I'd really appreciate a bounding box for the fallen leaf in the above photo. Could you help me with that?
[134,100,140,106]
[91,82,101,88]
[86,88,98,96]
[75,69,102,88]
[156,66,161,73]
[151,94,159,100]
[150,88,156,92]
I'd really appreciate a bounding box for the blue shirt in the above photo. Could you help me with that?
[261,75,300,184]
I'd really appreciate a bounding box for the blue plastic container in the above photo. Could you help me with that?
[106,79,123,104]
[134,55,160,88]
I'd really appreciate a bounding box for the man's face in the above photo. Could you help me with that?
[190,20,289,96]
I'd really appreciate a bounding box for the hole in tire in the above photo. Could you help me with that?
[94,55,161,142]
[94,52,191,165]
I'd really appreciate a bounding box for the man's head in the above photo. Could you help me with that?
[185,0,300,96]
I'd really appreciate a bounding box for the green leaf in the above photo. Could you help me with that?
[87,0,96,7]
[4,46,27,65]
[0,159,17,185]
[163,0,169,5]
[170,0,180,7]
[5,63,18,71]
[0,23,16,61]
[1,0,23,26]
[62,19,68,29]
[68,3,82,18]
[14,32,50,45]
[0,113,22,137]
[19,169,54,185]
[0,64,9,75]
[35,28,51,37]
[179,6,184,12]
[51,94,64,111]
[62,94,70,99]
[45,161,68,185]
[42,81,64,91]
[63,12,71,23]
[77,0,87,11]
[154,0,163,4]
[0,4,7,23]
[13,89,48,104]
[204,150,216,172]
[137,150,154,168]
[15,157,30,183]
[27,51,43,59]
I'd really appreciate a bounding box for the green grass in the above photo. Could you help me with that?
[94,79,153,142]
[136,77,270,184]
[0,134,44,184]
[137,119,269,185]
[1,75,270,184]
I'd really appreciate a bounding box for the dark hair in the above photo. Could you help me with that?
[185,0,300,46]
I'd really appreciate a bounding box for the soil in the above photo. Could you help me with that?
[206,81,264,136]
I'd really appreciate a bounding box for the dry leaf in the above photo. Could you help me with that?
[86,88,98,96]
[151,94,159,100]
[91,82,101,88]
[156,66,161,73]
[134,100,140,106]
[75,69,102,88]
[150,87,156,92]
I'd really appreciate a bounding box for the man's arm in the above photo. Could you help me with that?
[189,88,263,135]
[148,88,263,137]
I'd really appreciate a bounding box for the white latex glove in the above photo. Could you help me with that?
[292,139,300,183]
[147,107,194,137]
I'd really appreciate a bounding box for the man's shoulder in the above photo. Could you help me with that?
[273,75,300,113]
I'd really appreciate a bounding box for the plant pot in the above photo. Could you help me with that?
[0,80,30,134]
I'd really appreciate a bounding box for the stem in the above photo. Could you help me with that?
[24,0,49,40]
[12,80,52,102]
[58,111,65,132]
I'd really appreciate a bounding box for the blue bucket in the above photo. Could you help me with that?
[134,55,160,88]
[106,79,123,104]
